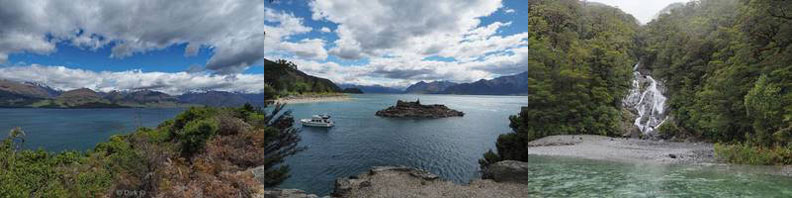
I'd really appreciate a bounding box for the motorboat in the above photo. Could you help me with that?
[300,114,334,127]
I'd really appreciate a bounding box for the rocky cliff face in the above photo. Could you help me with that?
[375,100,464,118]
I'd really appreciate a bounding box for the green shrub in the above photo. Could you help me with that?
[714,143,792,165]
[176,119,218,157]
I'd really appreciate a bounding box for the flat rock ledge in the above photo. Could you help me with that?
[332,165,530,198]
[375,100,464,118]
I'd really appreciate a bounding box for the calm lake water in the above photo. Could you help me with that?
[0,108,184,151]
[277,94,527,195]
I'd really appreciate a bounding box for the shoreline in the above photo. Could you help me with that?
[272,94,351,104]
[527,135,715,164]
[527,135,792,176]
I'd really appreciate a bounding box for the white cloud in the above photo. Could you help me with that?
[504,8,515,13]
[279,38,328,60]
[588,0,693,24]
[263,7,329,61]
[262,0,527,86]
[0,0,266,74]
[320,27,331,33]
[0,65,264,95]
[311,0,503,59]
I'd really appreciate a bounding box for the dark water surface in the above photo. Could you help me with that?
[0,108,184,151]
[277,94,527,195]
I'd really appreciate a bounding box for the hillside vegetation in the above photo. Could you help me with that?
[0,104,302,197]
[264,58,341,97]
[482,0,639,166]
[640,0,792,164]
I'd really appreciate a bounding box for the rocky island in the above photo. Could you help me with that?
[375,100,464,118]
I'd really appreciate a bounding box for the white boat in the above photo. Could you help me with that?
[300,114,334,128]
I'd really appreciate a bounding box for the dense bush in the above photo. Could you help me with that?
[640,0,792,164]
[482,0,639,167]
[715,143,792,165]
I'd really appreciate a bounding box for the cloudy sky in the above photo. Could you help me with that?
[588,0,693,24]
[4,0,696,94]
[0,0,265,94]
[265,0,529,88]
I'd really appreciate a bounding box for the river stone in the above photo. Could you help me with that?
[481,160,529,184]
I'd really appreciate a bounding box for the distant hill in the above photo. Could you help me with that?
[47,88,126,108]
[341,88,364,94]
[104,90,180,106]
[178,91,265,107]
[339,84,404,94]
[0,80,54,107]
[404,81,457,94]
[440,71,528,95]
[0,79,268,108]
[264,58,341,94]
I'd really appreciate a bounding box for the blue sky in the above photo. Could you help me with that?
[264,0,528,87]
[0,0,526,93]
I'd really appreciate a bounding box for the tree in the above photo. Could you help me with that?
[262,103,305,187]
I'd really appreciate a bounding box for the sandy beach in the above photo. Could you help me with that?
[527,135,792,176]
[272,94,351,104]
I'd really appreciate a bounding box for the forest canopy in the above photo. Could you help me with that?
[641,0,792,148]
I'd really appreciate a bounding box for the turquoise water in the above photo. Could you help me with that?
[277,94,527,195]
[0,108,184,151]
[526,155,792,197]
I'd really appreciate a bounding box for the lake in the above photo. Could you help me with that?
[277,94,527,195]
[0,108,184,151]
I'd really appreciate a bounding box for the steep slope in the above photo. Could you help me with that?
[404,81,457,94]
[441,72,528,95]
[264,58,340,94]
[0,80,60,107]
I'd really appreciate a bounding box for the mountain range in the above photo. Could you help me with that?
[404,81,458,94]
[338,84,404,94]
[342,71,529,95]
[0,79,264,108]
[440,71,528,95]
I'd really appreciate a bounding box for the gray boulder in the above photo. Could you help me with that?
[481,160,529,184]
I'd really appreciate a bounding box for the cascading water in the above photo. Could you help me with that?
[623,63,668,137]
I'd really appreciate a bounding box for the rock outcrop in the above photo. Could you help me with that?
[331,166,529,198]
[259,188,329,198]
[375,100,464,118]
[481,160,530,184]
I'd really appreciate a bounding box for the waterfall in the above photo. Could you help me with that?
[623,63,668,137]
